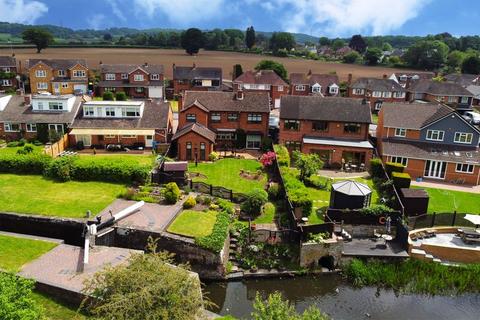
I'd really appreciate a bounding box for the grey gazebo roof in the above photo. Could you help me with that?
[331,180,372,196]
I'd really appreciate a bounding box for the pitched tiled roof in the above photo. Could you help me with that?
[351,77,405,92]
[381,102,453,129]
[96,80,164,88]
[71,100,170,129]
[0,95,83,124]
[382,140,479,164]
[444,73,479,87]
[0,56,16,67]
[173,66,222,80]
[234,70,288,86]
[100,64,164,75]
[279,96,371,123]
[289,73,339,87]
[391,72,434,80]
[408,79,473,96]
[183,91,270,113]
[26,59,87,70]
[172,122,216,142]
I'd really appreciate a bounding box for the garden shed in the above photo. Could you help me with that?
[151,161,187,186]
[400,188,429,216]
[329,180,372,210]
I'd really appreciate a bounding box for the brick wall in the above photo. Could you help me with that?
[176,131,214,161]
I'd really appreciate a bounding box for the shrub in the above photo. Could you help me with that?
[370,158,384,178]
[359,204,395,216]
[0,153,51,174]
[216,198,235,216]
[273,145,290,167]
[261,136,273,152]
[44,156,77,181]
[23,144,34,153]
[260,151,276,168]
[33,140,43,146]
[392,171,411,189]
[195,211,230,252]
[183,196,196,209]
[102,91,114,100]
[119,187,136,200]
[240,188,268,215]
[261,202,276,218]
[17,139,26,147]
[267,182,280,199]
[281,167,313,216]
[72,157,150,183]
[385,161,405,177]
[0,273,44,320]
[306,174,329,189]
[76,140,85,150]
[163,182,181,204]
[115,91,127,101]
[6,141,18,147]
[208,151,219,162]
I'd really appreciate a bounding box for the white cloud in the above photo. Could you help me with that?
[0,0,48,24]
[133,0,225,25]
[274,0,432,37]
[105,0,126,22]
[87,13,106,30]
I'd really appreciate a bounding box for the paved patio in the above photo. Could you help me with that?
[411,180,480,194]
[343,238,409,258]
[96,199,183,233]
[317,169,370,179]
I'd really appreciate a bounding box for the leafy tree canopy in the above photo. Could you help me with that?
[364,47,382,65]
[331,39,346,51]
[292,151,323,181]
[402,40,449,70]
[255,60,288,80]
[246,26,256,49]
[0,273,44,320]
[343,51,361,64]
[349,34,367,53]
[462,55,480,74]
[181,28,204,55]
[270,32,295,53]
[21,27,54,53]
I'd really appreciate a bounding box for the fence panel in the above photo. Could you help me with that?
[408,212,477,229]
[212,186,232,199]
[191,181,211,194]
[43,134,69,157]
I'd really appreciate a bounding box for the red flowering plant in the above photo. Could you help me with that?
[260,151,276,168]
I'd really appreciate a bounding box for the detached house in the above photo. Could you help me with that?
[172,64,222,96]
[69,99,172,149]
[233,70,288,108]
[407,80,474,111]
[0,56,17,92]
[97,63,165,99]
[173,91,270,161]
[377,102,480,185]
[289,72,339,97]
[348,77,406,111]
[279,96,374,168]
[26,59,88,95]
[0,93,84,142]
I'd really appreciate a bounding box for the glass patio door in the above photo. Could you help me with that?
[424,160,446,179]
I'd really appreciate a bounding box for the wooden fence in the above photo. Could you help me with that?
[408,211,477,230]
[188,180,248,203]
[43,134,69,157]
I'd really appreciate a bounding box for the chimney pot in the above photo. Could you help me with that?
[347,73,352,84]
[383,74,387,79]
[192,63,196,69]
[24,94,31,105]
[173,63,176,69]
[236,90,244,100]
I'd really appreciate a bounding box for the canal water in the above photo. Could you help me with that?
[204,275,480,320]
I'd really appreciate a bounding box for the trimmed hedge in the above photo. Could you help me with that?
[195,211,230,253]
[281,167,313,216]
[274,145,290,167]
[369,158,384,179]
[385,162,405,177]
[392,171,411,189]
[0,154,51,174]
[183,196,196,209]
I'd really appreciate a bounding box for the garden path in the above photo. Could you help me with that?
[317,169,370,179]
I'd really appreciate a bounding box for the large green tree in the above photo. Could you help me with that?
[364,47,382,65]
[255,60,288,80]
[349,34,367,53]
[447,50,466,70]
[331,39,346,51]
[461,55,480,74]
[269,32,296,53]
[181,28,204,55]
[343,51,361,64]
[292,151,323,181]
[22,27,54,53]
[318,37,331,46]
[0,273,44,320]
[403,40,449,70]
[246,26,256,49]
[82,242,205,320]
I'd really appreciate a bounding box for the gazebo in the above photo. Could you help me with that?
[329,180,372,210]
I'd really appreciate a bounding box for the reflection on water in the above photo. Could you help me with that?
[204,275,480,320]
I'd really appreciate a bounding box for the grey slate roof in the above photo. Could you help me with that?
[234,70,288,86]
[444,73,479,87]
[381,102,453,129]
[351,78,405,92]
[100,63,164,75]
[0,95,83,124]
[71,100,170,129]
[26,59,87,70]
[183,91,270,113]
[173,66,222,80]
[0,56,16,67]
[466,85,480,98]
[408,80,473,96]
[382,140,479,164]
[279,96,372,123]
[172,122,216,142]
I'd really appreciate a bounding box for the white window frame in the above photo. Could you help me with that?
[150,74,160,80]
[1,79,12,86]
[312,85,321,93]
[105,73,116,80]
[35,70,46,77]
[48,124,64,134]
[454,132,473,144]
[48,102,64,111]
[277,85,284,92]
[247,113,262,123]
[295,85,306,91]
[374,101,383,110]
[84,106,95,116]
[394,128,406,137]
[210,113,221,122]
[372,91,382,98]
[26,123,37,132]
[382,91,392,98]
[37,82,48,90]
[72,70,86,78]
[134,74,144,82]
[391,156,408,166]
[455,163,474,174]
[353,88,364,95]
[105,135,116,138]
[426,130,445,142]
[121,135,136,138]
[135,87,144,93]
[121,73,128,79]
[329,86,338,94]
[58,70,66,77]
[105,107,116,117]
[393,91,405,98]
[4,122,20,132]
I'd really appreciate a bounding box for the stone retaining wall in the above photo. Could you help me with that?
[300,238,343,268]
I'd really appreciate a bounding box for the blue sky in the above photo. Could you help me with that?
[0,0,479,37]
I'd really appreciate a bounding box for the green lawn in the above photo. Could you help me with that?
[0,235,57,272]
[253,202,276,224]
[0,174,125,218]
[372,113,379,124]
[32,293,87,320]
[0,145,44,155]
[78,154,155,166]
[188,158,267,194]
[412,186,480,214]
[167,210,218,238]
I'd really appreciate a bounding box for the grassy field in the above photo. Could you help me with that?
[0,235,57,272]
[0,144,44,155]
[78,153,155,166]
[32,293,87,320]
[412,186,480,214]
[0,47,417,81]
[167,210,217,238]
[0,174,125,218]
[189,158,266,194]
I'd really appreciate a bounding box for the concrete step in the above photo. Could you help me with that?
[411,248,426,255]
[433,258,442,263]
[230,265,239,272]
[425,254,434,260]
[230,238,238,243]
[229,243,237,249]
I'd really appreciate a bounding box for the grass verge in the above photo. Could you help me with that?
[412,186,480,214]
[167,210,218,238]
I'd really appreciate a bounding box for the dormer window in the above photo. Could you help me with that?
[58,70,66,77]
[426,130,444,141]
[329,85,338,94]
[134,74,144,81]
[150,74,160,80]
[121,73,128,79]
[84,106,94,116]
[399,75,407,81]
[48,102,64,111]
[106,73,116,80]
[372,91,382,97]
[312,84,321,93]
[186,114,196,122]
[73,70,86,77]
[454,132,473,144]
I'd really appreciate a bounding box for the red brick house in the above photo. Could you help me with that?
[69,99,172,149]
[97,63,164,99]
[389,72,434,88]
[173,91,270,161]
[348,77,406,112]
[172,64,222,96]
[279,96,373,168]
[289,71,339,96]
[233,70,288,108]
[377,102,480,185]
[0,56,17,92]
[0,93,84,142]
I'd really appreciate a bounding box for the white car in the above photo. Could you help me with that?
[464,111,480,125]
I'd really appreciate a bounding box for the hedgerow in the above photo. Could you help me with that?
[0,154,51,174]
[195,211,230,253]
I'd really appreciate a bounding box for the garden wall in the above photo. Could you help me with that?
[0,212,85,246]
[299,238,343,268]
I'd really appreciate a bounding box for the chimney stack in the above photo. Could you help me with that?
[24,94,31,105]
[173,63,176,70]
[144,62,148,67]
[192,63,196,69]
[236,90,244,100]
[178,94,183,110]
[383,74,387,79]
[307,69,312,76]
[347,73,352,85]
[405,77,412,89]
